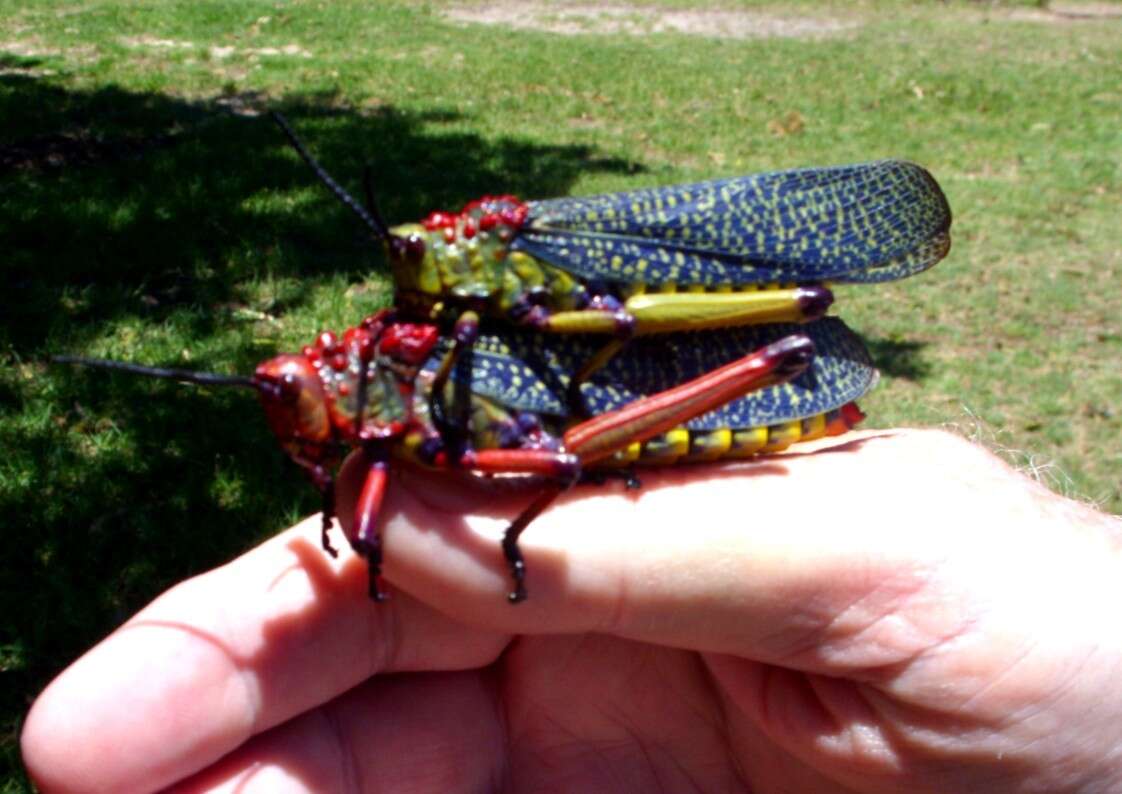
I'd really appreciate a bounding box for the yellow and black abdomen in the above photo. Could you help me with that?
[605,403,865,467]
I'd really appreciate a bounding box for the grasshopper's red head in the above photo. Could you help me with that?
[253,355,334,464]
[55,307,442,474]
[255,312,442,453]
[272,112,528,309]
[53,343,337,469]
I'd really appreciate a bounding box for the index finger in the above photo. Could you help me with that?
[341,429,1109,670]
[21,514,510,794]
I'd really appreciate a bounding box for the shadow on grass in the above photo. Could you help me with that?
[0,59,641,777]
[1,67,640,353]
[865,337,930,381]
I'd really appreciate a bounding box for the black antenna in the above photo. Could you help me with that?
[53,356,258,390]
[271,111,392,241]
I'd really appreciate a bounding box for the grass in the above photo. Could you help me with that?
[1,0,1120,786]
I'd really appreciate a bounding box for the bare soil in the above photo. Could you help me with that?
[443,3,856,40]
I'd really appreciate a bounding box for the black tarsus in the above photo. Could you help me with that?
[270,111,391,241]
[351,533,386,602]
[315,467,339,559]
[502,480,573,604]
[286,456,340,558]
[52,356,257,390]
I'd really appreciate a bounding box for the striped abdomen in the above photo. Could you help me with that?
[598,403,864,467]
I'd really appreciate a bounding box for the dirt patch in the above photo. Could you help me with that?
[1007,2,1122,22]
[210,43,312,59]
[0,38,60,58]
[120,36,312,59]
[444,3,856,40]
[120,35,194,50]
[0,37,98,72]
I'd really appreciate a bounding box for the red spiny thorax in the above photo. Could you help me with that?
[421,195,529,245]
[280,314,444,445]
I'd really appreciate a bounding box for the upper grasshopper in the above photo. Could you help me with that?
[273,112,948,413]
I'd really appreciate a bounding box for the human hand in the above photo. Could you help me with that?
[22,429,1122,793]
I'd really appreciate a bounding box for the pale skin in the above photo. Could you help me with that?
[21,429,1122,793]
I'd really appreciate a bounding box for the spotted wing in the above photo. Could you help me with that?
[450,318,875,430]
[512,160,951,287]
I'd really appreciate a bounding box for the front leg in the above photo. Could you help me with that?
[291,458,339,558]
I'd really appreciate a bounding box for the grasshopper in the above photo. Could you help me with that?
[57,313,873,603]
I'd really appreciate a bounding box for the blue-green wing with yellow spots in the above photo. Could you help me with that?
[450,318,875,429]
[512,160,950,287]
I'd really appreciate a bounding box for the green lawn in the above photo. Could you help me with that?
[1,0,1120,787]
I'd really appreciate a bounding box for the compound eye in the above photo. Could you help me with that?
[404,234,425,264]
[279,372,303,403]
[389,234,425,265]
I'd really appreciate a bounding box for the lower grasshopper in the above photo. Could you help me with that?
[57,313,873,603]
